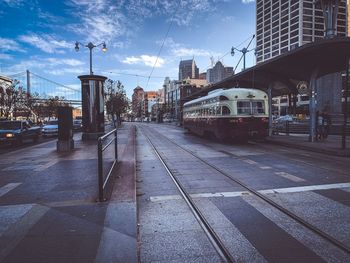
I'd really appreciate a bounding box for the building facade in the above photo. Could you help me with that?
[256,0,347,116]
[164,77,207,122]
[178,59,199,80]
[256,0,347,64]
[206,61,234,84]
[131,86,144,118]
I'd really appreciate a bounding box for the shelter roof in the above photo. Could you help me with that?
[187,37,350,99]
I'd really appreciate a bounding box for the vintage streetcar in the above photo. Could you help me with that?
[183,88,269,141]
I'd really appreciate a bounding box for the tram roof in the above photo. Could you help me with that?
[184,88,267,106]
[186,37,350,100]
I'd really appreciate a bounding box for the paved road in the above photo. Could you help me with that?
[137,123,350,262]
[0,136,56,155]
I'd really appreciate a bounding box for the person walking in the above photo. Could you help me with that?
[322,111,331,139]
[316,110,324,141]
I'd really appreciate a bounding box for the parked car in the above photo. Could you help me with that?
[42,120,58,137]
[73,119,82,131]
[0,120,41,145]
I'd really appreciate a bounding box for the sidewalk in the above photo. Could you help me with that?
[0,123,137,263]
[265,133,350,157]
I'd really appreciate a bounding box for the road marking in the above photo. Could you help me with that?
[149,195,182,202]
[274,171,306,182]
[0,183,21,197]
[0,204,49,261]
[149,182,350,201]
[260,182,350,194]
[260,166,272,170]
[242,159,258,165]
[34,160,59,172]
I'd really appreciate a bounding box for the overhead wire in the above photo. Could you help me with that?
[145,1,181,90]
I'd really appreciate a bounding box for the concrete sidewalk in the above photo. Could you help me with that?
[0,123,137,263]
[265,133,350,157]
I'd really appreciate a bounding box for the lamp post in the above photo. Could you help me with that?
[75,41,107,75]
[231,34,255,71]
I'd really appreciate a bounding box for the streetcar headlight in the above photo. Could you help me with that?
[6,133,14,138]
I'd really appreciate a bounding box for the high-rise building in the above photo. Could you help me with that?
[178,59,199,80]
[256,0,347,64]
[131,86,144,118]
[206,61,234,84]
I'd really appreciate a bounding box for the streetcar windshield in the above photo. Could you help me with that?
[237,100,265,115]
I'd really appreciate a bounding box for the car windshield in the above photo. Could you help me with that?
[46,121,58,125]
[0,121,21,130]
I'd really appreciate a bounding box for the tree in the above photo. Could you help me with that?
[0,79,22,119]
[105,79,129,126]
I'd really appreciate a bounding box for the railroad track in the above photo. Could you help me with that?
[139,124,350,261]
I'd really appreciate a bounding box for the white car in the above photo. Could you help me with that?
[42,120,58,137]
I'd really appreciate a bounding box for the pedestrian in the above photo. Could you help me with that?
[322,111,331,139]
[316,110,324,141]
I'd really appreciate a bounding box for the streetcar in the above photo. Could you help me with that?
[183,87,269,141]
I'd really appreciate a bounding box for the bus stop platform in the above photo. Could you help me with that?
[0,123,137,263]
[265,134,350,157]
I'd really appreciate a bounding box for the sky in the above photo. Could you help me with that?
[0,0,256,99]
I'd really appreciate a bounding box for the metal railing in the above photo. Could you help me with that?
[97,128,118,201]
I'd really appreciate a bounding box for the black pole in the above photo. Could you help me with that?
[97,138,104,201]
[114,129,118,161]
[89,48,93,75]
[342,57,349,149]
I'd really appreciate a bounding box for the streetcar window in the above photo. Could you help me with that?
[222,106,230,115]
[237,101,251,115]
[252,101,265,114]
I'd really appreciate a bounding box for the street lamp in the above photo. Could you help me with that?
[231,34,255,71]
[75,41,107,75]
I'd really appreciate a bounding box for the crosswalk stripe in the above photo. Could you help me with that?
[0,183,22,197]
[149,182,350,201]
[274,171,306,182]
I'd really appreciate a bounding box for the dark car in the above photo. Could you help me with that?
[0,120,41,145]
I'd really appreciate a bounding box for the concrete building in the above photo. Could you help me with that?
[256,0,346,63]
[178,59,199,80]
[206,61,234,84]
[256,0,347,116]
[131,86,144,118]
[164,77,207,122]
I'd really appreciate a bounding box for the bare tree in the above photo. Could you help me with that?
[105,79,129,126]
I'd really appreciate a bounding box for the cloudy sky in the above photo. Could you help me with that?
[0,0,256,98]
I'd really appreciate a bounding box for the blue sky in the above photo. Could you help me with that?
[0,0,256,99]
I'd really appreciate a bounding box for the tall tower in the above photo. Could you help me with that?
[178,59,199,81]
[255,0,347,64]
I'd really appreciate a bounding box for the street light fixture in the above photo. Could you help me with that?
[231,34,255,71]
[75,41,107,75]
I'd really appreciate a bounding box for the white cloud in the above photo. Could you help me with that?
[2,0,24,7]
[159,37,221,58]
[242,0,255,3]
[3,57,84,75]
[66,0,222,45]
[0,37,25,52]
[122,55,165,68]
[43,68,85,76]
[18,34,71,54]
[0,53,13,60]
[45,58,84,67]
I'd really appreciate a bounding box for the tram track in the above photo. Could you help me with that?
[139,124,350,257]
[140,126,235,263]
[163,124,350,177]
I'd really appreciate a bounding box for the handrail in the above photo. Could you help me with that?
[97,128,118,201]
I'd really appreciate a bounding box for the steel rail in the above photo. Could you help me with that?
[145,125,350,255]
[140,126,235,263]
